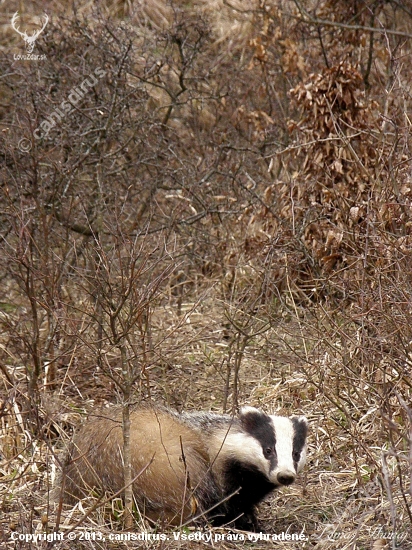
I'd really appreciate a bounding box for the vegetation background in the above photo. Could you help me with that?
[1,0,412,548]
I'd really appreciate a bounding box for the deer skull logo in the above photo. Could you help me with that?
[11,12,49,53]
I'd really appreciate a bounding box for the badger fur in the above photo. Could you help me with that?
[61,406,308,530]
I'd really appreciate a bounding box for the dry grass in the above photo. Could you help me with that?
[2,295,411,549]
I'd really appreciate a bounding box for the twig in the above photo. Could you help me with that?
[293,0,412,39]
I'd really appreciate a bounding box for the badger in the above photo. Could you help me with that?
[60,406,308,530]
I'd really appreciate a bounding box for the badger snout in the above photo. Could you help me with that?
[276,471,296,486]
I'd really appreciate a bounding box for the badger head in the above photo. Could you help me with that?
[234,406,308,488]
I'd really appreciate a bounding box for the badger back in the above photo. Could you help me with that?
[61,408,217,524]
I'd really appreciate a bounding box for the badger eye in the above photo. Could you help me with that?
[292,451,300,462]
[264,447,274,457]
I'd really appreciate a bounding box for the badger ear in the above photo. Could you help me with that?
[291,416,309,441]
[239,406,260,416]
[292,415,309,426]
[239,406,269,433]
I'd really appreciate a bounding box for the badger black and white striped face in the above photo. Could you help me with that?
[233,407,308,487]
